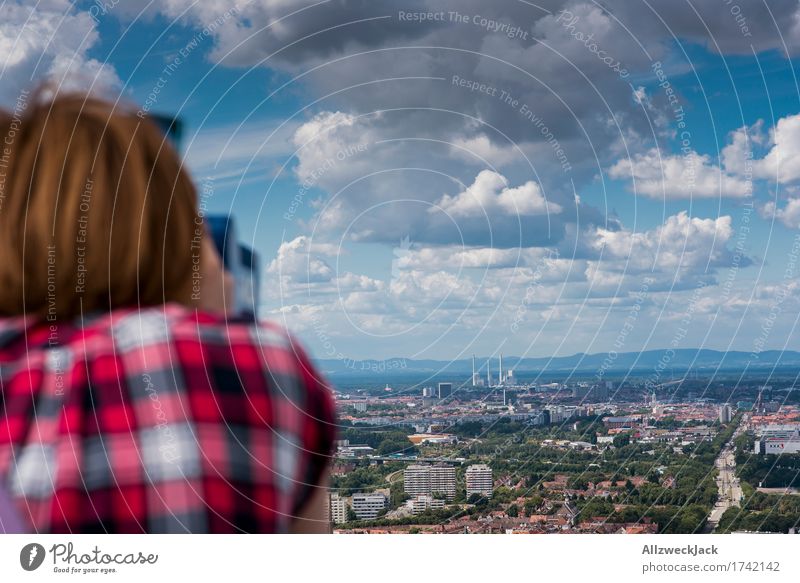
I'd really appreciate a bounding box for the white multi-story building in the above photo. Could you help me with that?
[757,424,800,439]
[404,465,432,497]
[466,464,493,498]
[430,464,457,500]
[351,492,387,520]
[338,444,375,458]
[407,495,446,514]
[753,424,800,454]
[763,440,800,454]
[329,493,348,524]
[404,463,457,500]
[719,404,733,424]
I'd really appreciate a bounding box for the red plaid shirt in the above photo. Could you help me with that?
[0,304,336,533]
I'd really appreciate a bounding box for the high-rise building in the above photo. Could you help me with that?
[574,385,609,403]
[547,405,568,424]
[404,463,457,500]
[404,464,431,497]
[430,464,457,500]
[593,384,609,401]
[472,355,479,387]
[573,385,590,401]
[437,382,452,400]
[351,492,387,520]
[540,409,551,425]
[719,404,733,424]
[422,386,435,398]
[329,493,348,524]
[466,464,493,498]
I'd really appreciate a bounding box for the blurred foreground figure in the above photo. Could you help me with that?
[0,92,335,533]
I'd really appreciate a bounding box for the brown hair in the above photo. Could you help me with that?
[0,91,198,319]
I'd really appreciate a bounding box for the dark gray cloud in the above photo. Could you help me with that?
[119,0,800,159]
[607,0,800,56]
[116,0,793,253]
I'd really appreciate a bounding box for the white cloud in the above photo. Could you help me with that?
[433,170,562,218]
[395,246,546,270]
[759,198,800,229]
[292,111,373,188]
[723,114,800,186]
[632,86,648,106]
[450,135,519,167]
[609,148,752,199]
[720,120,765,174]
[267,236,335,283]
[592,211,735,272]
[265,236,383,298]
[0,1,119,105]
[263,210,750,356]
[760,114,800,183]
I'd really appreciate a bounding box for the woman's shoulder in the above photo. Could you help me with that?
[103,303,320,381]
[107,303,295,351]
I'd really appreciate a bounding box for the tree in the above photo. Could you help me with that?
[613,433,631,448]
[456,421,483,438]
[467,493,483,505]
[524,495,543,516]
[378,436,415,455]
[568,476,588,490]
[493,487,514,504]
[507,504,519,517]
[390,482,409,508]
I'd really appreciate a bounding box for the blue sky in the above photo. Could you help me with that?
[6,0,800,361]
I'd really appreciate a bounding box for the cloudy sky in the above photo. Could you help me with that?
[5,0,800,361]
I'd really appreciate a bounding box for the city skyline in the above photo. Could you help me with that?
[330,366,800,534]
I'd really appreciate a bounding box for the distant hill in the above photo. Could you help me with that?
[315,348,800,377]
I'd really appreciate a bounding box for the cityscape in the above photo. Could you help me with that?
[326,356,800,534]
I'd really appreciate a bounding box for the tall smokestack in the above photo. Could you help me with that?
[499,354,504,384]
[487,358,491,387]
[472,354,476,387]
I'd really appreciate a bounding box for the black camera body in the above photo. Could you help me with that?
[205,215,260,320]
[149,114,260,320]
